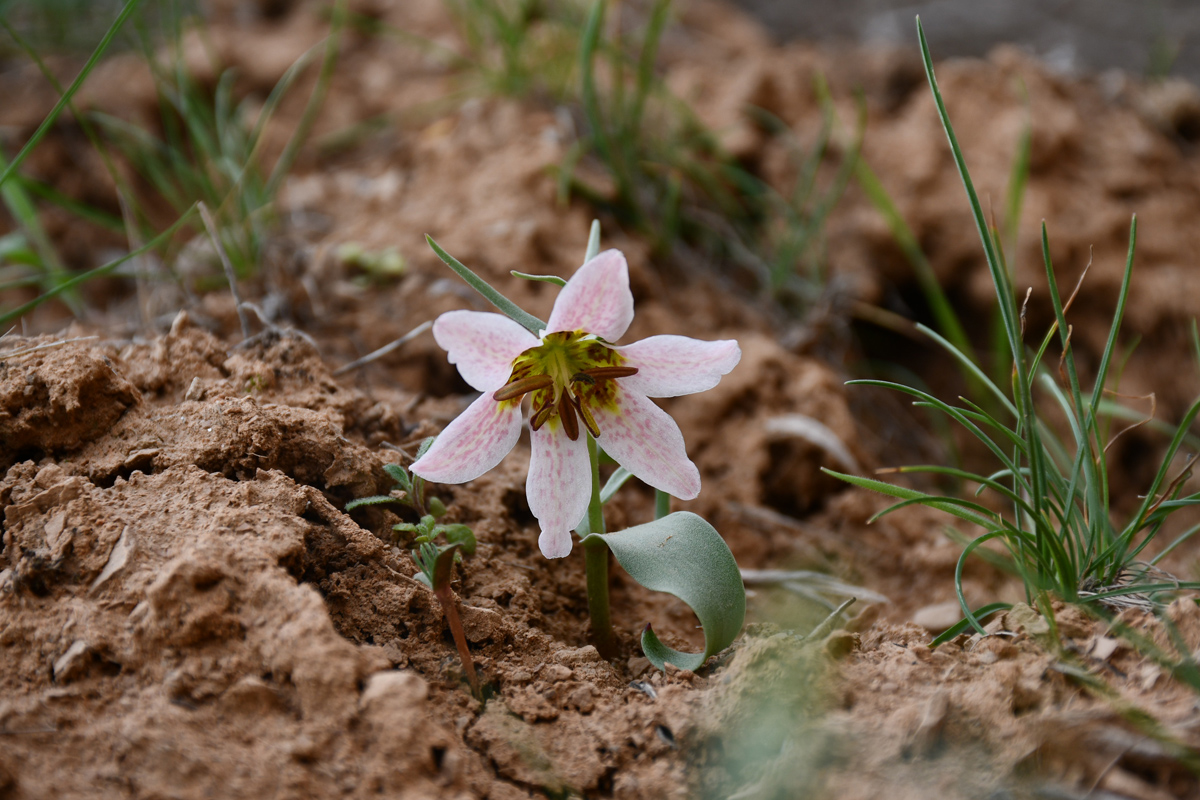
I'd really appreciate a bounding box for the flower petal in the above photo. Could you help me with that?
[433,310,538,392]
[615,336,741,398]
[591,391,701,499]
[527,425,592,559]
[411,394,523,484]
[544,249,634,342]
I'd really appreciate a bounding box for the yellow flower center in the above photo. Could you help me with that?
[492,331,637,441]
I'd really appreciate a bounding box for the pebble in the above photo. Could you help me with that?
[912,600,964,633]
[542,664,572,682]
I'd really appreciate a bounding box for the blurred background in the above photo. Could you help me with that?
[729,0,1200,81]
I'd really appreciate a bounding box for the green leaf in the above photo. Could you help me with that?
[0,0,146,192]
[584,218,601,261]
[585,512,745,671]
[345,494,402,511]
[428,496,447,518]
[599,466,633,504]
[425,235,546,334]
[929,602,1012,646]
[383,462,412,493]
[438,524,477,556]
[511,270,566,287]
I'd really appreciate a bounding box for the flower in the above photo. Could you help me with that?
[411,250,740,559]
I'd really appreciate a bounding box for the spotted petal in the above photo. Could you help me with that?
[544,250,634,342]
[411,394,523,484]
[591,391,701,500]
[616,336,740,398]
[527,424,592,559]
[433,310,538,392]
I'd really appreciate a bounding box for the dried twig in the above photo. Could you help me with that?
[334,320,432,376]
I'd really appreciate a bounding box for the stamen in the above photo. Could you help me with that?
[580,366,638,380]
[570,372,597,386]
[494,374,555,402]
[559,394,579,441]
[531,401,555,431]
[570,391,601,438]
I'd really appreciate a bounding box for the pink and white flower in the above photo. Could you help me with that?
[411,250,740,559]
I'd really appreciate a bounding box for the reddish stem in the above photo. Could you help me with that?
[434,585,480,695]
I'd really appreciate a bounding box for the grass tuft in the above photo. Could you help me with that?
[826,18,1200,642]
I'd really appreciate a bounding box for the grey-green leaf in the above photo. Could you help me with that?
[383,462,412,493]
[426,235,546,334]
[585,511,745,671]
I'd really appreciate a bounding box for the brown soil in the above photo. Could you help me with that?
[4,1,1200,798]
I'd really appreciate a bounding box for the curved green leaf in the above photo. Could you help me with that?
[929,602,1011,646]
[511,270,566,287]
[425,235,546,334]
[585,511,745,671]
[438,524,477,555]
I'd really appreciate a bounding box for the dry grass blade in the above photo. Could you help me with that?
[0,335,98,359]
[333,321,433,376]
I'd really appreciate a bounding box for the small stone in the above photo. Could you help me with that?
[541,664,572,682]
[553,645,601,666]
[626,656,651,677]
[567,684,595,713]
[912,600,964,633]
[459,605,504,644]
[1090,636,1121,662]
[184,377,204,401]
[360,670,428,711]
[221,676,283,714]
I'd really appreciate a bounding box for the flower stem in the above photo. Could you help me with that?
[655,489,670,520]
[584,434,617,658]
[434,585,481,695]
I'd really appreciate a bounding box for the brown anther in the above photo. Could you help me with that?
[580,366,638,380]
[493,374,555,402]
[531,401,555,431]
[570,391,601,438]
[559,394,580,441]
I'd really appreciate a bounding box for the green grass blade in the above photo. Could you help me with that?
[855,160,975,363]
[822,468,1002,530]
[914,323,1016,417]
[1,204,198,328]
[930,602,1012,646]
[0,0,145,190]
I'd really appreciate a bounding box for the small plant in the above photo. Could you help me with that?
[413,221,746,670]
[347,449,481,693]
[826,19,1200,641]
